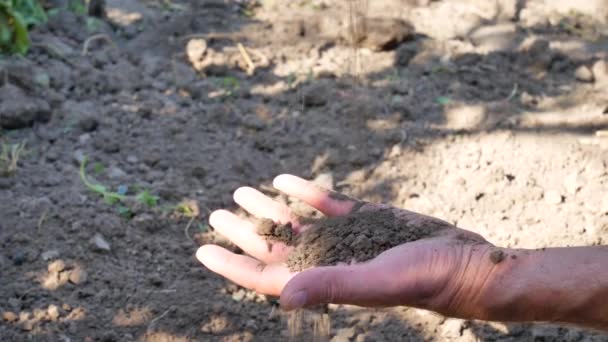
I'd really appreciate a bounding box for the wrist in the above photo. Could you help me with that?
[477,247,608,329]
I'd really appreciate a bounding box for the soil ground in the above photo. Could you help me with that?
[1,0,608,341]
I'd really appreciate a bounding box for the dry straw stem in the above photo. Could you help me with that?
[237,42,256,75]
[82,34,116,56]
[346,0,368,79]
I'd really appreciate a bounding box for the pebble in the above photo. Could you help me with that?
[592,59,608,85]
[48,260,66,273]
[543,190,563,205]
[2,311,17,322]
[90,233,111,252]
[12,249,27,266]
[41,249,60,261]
[78,133,92,145]
[126,155,138,164]
[107,166,127,179]
[232,289,246,302]
[78,116,99,132]
[73,149,86,165]
[69,267,88,285]
[575,65,594,83]
[186,39,207,71]
[563,173,581,195]
[47,304,60,321]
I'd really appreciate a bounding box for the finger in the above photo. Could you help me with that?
[209,210,289,263]
[280,263,396,311]
[234,187,292,223]
[273,174,358,216]
[197,245,293,296]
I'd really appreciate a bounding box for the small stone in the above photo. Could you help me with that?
[48,259,66,273]
[592,59,608,85]
[2,311,17,322]
[34,73,51,88]
[90,233,111,252]
[107,166,127,179]
[126,155,138,164]
[575,65,594,82]
[12,250,27,266]
[245,319,259,331]
[232,289,246,302]
[186,39,207,71]
[73,149,86,165]
[543,190,563,204]
[20,320,34,331]
[47,304,60,321]
[68,267,88,285]
[78,133,92,144]
[41,250,60,261]
[563,173,581,195]
[302,82,330,107]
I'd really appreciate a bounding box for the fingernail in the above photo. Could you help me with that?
[284,290,308,311]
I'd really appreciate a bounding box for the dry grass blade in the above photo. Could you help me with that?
[346,0,368,79]
[0,141,26,176]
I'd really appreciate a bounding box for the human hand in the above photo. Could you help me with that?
[196,174,505,319]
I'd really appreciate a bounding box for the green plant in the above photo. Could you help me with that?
[68,0,86,15]
[79,157,159,211]
[220,76,240,97]
[0,0,47,55]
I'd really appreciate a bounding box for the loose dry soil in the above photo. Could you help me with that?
[1,0,608,341]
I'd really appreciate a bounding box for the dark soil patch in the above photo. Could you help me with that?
[258,209,447,272]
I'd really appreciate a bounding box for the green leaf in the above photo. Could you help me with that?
[93,162,105,174]
[117,206,133,218]
[136,190,158,207]
[436,96,452,105]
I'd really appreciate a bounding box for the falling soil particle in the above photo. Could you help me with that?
[489,249,506,264]
[257,208,448,272]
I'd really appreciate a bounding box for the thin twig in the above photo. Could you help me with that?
[82,34,115,56]
[237,43,256,75]
[146,308,171,333]
[505,83,518,102]
[37,208,49,231]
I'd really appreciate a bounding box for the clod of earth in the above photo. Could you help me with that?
[257,209,448,272]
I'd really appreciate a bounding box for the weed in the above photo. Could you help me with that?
[68,0,86,15]
[174,199,200,218]
[79,156,159,211]
[0,140,26,176]
[0,0,47,55]
[436,96,451,105]
[213,76,240,98]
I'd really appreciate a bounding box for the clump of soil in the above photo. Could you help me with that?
[257,209,447,272]
[256,219,295,250]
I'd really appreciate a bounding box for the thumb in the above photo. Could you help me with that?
[280,263,392,311]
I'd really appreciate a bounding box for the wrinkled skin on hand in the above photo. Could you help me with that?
[197,174,504,319]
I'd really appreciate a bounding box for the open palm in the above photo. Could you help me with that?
[197,174,500,317]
